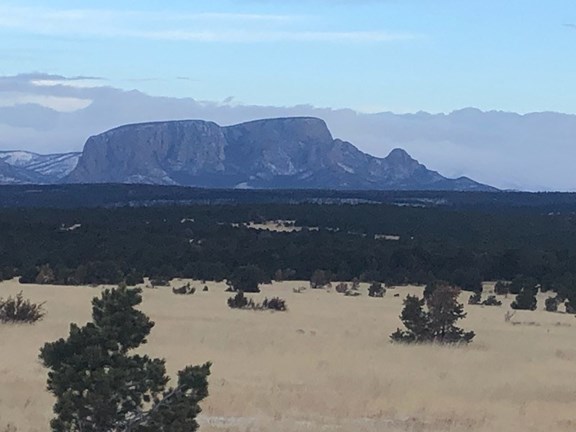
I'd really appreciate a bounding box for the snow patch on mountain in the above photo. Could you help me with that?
[337,162,355,174]
[0,150,81,182]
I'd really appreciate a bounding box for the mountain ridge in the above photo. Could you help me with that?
[65,117,495,191]
[0,150,80,183]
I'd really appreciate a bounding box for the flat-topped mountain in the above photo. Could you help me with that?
[66,117,494,191]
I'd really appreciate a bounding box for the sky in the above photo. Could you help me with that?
[1,0,576,114]
[1,1,576,191]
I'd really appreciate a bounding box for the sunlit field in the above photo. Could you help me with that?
[1,279,575,432]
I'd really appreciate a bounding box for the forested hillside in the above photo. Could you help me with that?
[1,203,576,300]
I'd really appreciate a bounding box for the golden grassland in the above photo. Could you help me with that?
[1,279,575,432]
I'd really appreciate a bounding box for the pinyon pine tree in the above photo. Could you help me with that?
[390,295,429,342]
[39,286,211,432]
[391,285,475,344]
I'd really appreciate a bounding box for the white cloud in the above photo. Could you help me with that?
[122,29,413,43]
[0,74,98,111]
[4,73,575,191]
[31,79,104,89]
[0,5,416,43]
[0,6,294,24]
[0,93,92,112]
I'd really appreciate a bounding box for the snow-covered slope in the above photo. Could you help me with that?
[0,151,80,183]
[0,158,45,184]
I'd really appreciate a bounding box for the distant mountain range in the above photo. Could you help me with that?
[0,117,495,191]
[4,72,576,190]
[0,151,80,184]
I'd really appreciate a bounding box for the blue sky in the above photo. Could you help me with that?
[1,0,575,114]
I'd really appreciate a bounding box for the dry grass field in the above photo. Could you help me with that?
[1,279,575,432]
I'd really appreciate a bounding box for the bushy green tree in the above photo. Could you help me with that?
[511,287,538,311]
[390,295,429,343]
[228,265,262,293]
[391,286,475,344]
[0,266,15,281]
[39,286,211,432]
[36,264,56,284]
[451,268,483,293]
[309,269,331,289]
[426,286,475,343]
[423,279,449,299]
[494,280,510,296]
[509,276,538,295]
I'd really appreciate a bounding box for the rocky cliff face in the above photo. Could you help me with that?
[66,117,494,191]
[68,121,227,185]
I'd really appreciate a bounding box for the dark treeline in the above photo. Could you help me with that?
[1,203,576,298]
[3,184,576,214]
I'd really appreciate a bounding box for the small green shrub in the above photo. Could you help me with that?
[172,283,195,295]
[468,292,482,305]
[227,291,249,309]
[227,292,287,312]
[482,295,502,306]
[262,297,287,311]
[335,282,349,294]
[0,291,45,324]
[368,282,385,298]
[545,296,559,312]
[469,293,502,306]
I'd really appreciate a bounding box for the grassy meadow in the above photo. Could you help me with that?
[1,279,575,432]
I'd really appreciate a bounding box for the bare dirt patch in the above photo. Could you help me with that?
[233,220,319,233]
